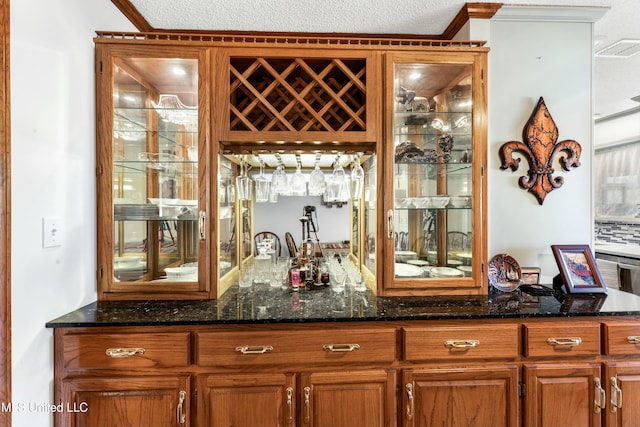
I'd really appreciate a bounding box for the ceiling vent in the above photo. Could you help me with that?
[596,39,640,58]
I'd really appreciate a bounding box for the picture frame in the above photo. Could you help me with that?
[521,267,541,285]
[557,292,607,313]
[551,245,607,294]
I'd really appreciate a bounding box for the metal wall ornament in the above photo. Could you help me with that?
[499,97,582,205]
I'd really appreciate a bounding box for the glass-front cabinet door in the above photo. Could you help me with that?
[96,45,211,299]
[382,51,487,295]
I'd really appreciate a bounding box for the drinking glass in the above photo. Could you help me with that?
[351,159,365,201]
[239,266,254,288]
[272,165,288,195]
[235,157,252,201]
[331,267,346,292]
[254,162,271,203]
[308,162,326,196]
[290,164,307,196]
[326,163,349,202]
[236,175,252,201]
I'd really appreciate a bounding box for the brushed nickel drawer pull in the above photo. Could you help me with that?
[235,345,274,354]
[547,337,582,347]
[626,336,640,344]
[105,347,145,358]
[322,343,360,352]
[444,339,480,349]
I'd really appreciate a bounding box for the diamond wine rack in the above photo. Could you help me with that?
[229,57,367,133]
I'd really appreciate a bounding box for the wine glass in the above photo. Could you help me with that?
[351,154,365,201]
[272,165,288,195]
[290,164,307,196]
[254,161,271,203]
[308,161,326,196]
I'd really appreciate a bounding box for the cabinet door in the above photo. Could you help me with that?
[604,362,640,427]
[300,370,396,427]
[382,51,487,296]
[96,44,211,299]
[198,372,296,427]
[61,376,190,427]
[523,363,603,427]
[402,365,518,427]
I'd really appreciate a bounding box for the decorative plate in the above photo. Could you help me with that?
[429,266,464,278]
[395,263,424,277]
[488,253,523,292]
[407,259,429,266]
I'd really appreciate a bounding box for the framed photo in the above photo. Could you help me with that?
[521,267,541,285]
[558,293,607,313]
[551,245,606,294]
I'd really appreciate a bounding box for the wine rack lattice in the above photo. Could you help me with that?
[229,57,367,132]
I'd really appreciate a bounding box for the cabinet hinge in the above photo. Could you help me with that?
[481,68,484,83]
[519,382,526,397]
[96,164,103,176]
[194,388,197,407]
[99,61,103,74]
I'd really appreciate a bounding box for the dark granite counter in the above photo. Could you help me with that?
[46,283,640,328]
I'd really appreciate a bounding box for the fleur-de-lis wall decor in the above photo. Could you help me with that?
[499,97,582,205]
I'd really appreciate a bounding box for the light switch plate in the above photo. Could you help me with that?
[43,217,62,248]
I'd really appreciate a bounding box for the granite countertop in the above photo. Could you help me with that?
[46,283,640,328]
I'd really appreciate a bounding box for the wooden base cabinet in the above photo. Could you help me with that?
[603,362,640,427]
[198,373,295,427]
[523,363,603,427]
[402,365,519,427]
[52,317,640,427]
[198,370,395,427]
[300,370,396,427]
[61,376,190,427]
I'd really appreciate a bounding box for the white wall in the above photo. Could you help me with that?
[8,3,598,426]
[10,1,134,426]
[254,196,350,255]
[488,20,594,282]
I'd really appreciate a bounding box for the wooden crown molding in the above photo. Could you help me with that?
[111,1,502,41]
[442,2,503,40]
[110,0,153,32]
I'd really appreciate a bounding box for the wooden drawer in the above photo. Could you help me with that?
[523,322,600,358]
[402,323,520,361]
[62,332,191,370]
[603,321,640,355]
[197,327,396,367]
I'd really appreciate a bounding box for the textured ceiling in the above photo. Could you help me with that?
[125,0,640,117]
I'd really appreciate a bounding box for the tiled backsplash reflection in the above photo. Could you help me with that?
[595,220,640,245]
